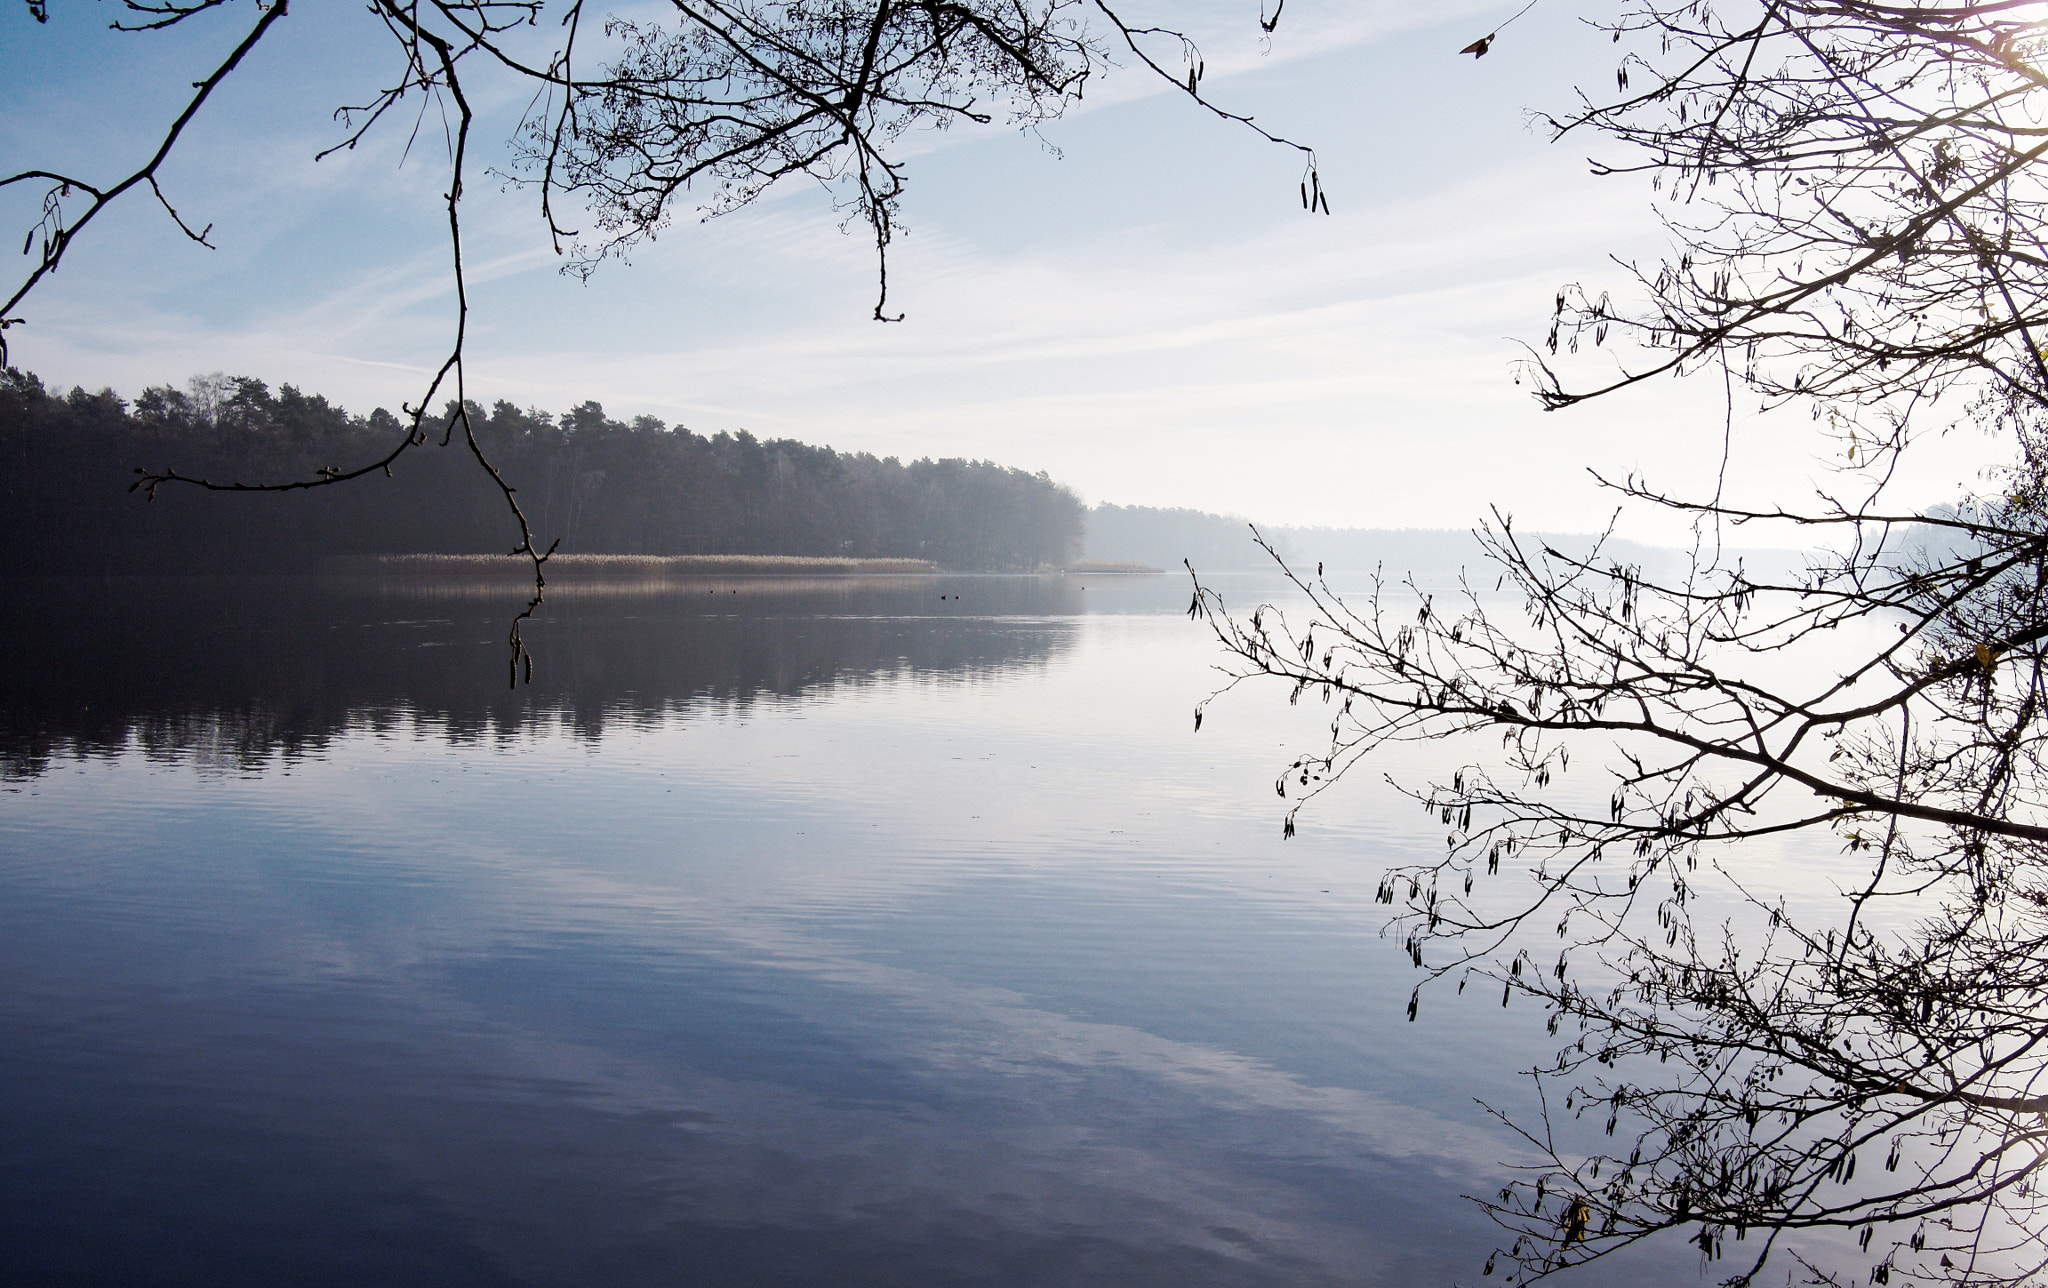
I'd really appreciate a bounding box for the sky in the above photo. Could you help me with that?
[0,0,2000,540]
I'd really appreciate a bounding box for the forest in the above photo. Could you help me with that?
[0,369,1085,574]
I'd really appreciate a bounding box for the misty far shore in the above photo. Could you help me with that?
[1083,503,1811,584]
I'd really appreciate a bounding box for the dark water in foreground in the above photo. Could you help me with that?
[0,574,1660,1287]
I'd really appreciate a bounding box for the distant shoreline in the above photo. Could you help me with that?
[329,553,944,576]
[326,554,1173,577]
[1064,560,1165,575]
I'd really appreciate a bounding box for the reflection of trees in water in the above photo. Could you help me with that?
[0,575,1082,777]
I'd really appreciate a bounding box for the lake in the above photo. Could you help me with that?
[0,572,1670,1287]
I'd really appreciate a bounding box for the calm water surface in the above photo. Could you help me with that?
[0,574,1665,1287]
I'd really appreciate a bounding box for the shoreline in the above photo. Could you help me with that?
[326,553,945,576]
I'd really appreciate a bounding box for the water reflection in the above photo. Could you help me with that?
[0,573,1675,1287]
[0,573,1097,776]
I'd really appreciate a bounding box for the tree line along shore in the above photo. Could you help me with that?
[3,367,1632,584]
[1,370,1086,576]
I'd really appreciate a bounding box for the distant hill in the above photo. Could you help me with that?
[1083,503,1806,585]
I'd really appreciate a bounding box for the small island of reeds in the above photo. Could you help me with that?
[342,553,941,576]
[1064,559,1164,575]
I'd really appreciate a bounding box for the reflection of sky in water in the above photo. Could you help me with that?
[1,578,1690,1286]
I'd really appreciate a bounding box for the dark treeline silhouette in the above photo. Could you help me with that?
[0,370,1084,573]
[0,575,1084,779]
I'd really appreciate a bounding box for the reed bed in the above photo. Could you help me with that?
[332,553,942,576]
[1063,560,1164,575]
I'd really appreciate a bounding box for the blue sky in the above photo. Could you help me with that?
[0,0,1991,536]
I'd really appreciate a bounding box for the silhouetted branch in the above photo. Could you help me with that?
[1194,12,2048,1270]
[0,0,288,366]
